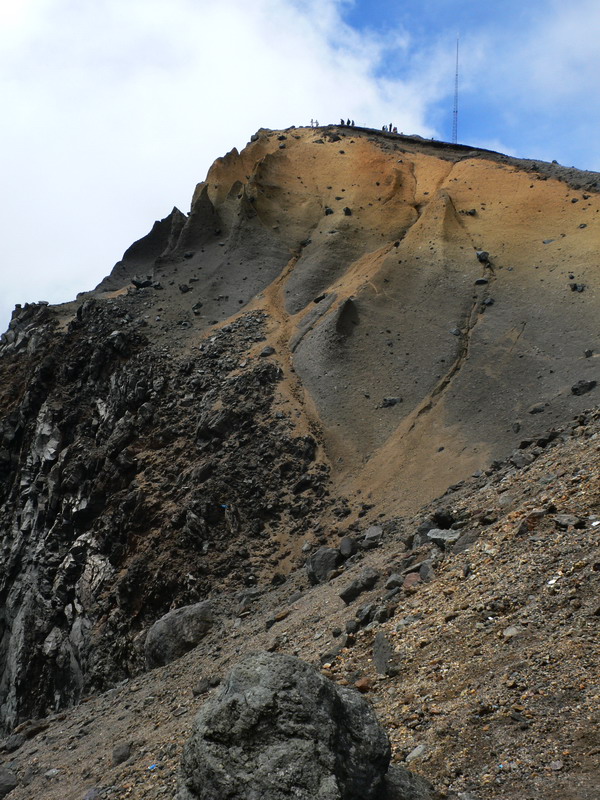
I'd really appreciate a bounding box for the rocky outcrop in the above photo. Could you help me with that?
[95,207,187,292]
[177,652,435,800]
[0,301,331,733]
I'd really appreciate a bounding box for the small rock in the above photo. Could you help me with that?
[265,609,291,630]
[503,626,521,639]
[528,402,546,414]
[381,397,402,408]
[554,514,583,529]
[373,604,392,624]
[476,251,489,263]
[343,207,352,216]
[260,346,276,357]
[385,573,404,590]
[426,529,461,548]
[452,530,480,553]
[192,678,212,696]
[306,547,343,585]
[384,764,437,800]
[361,525,383,549]
[0,768,17,798]
[405,744,427,763]
[571,380,596,396]
[131,275,153,288]
[112,741,132,765]
[356,603,376,626]
[354,677,372,693]
[339,568,380,604]
[403,573,421,590]
[373,632,400,677]
[45,768,60,778]
[345,619,360,634]
[179,284,192,293]
[339,536,357,558]
[510,451,535,469]
[1,733,25,753]
[145,601,214,668]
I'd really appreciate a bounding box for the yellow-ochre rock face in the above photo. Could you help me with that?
[93,126,600,513]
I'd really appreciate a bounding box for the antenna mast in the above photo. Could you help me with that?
[452,36,459,144]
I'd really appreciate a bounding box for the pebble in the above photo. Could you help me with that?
[405,744,427,762]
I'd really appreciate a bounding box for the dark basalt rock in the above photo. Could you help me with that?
[305,547,343,584]
[145,602,214,668]
[177,652,435,800]
[571,380,596,396]
[0,304,332,733]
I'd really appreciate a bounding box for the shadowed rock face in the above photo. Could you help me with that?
[0,302,330,731]
[0,125,598,733]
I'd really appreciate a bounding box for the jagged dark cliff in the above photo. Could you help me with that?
[0,300,332,730]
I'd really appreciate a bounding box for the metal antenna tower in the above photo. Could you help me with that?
[452,36,459,144]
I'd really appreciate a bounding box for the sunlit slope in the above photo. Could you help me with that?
[97,126,600,511]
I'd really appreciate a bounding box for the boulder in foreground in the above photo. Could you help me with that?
[177,651,436,800]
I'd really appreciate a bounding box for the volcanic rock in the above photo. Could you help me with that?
[177,652,430,800]
[339,567,380,604]
[0,768,17,798]
[305,547,343,584]
[145,602,214,668]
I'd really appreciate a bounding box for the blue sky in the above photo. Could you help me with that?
[343,0,600,166]
[1,0,599,333]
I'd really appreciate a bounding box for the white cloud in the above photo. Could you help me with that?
[0,0,441,332]
[1,0,599,333]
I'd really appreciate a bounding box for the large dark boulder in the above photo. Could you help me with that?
[144,602,213,668]
[177,652,435,800]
